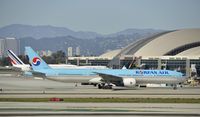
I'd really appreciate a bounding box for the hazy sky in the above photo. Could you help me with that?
[0,0,200,34]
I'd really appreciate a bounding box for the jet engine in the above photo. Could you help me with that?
[123,78,136,87]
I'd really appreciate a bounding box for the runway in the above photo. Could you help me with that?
[0,75,200,116]
[0,102,200,116]
[0,75,200,98]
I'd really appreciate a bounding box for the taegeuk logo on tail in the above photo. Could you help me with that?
[32,57,41,66]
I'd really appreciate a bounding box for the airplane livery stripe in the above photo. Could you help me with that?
[7,53,21,65]
[7,50,23,65]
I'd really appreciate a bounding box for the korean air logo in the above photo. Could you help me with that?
[32,57,41,66]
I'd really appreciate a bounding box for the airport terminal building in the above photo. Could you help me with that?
[67,29,200,78]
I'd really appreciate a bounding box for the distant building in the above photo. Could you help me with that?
[40,50,46,57]
[0,37,20,57]
[0,39,5,57]
[36,50,52,57]
[46,50,52,56]
[67,47,73,57]
[76,47,80,56]
[5,37,19,56]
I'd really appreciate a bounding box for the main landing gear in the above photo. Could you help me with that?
[172,84,177,90]
[97,83,112,89]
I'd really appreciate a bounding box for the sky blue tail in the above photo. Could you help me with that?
[25,46,51,70]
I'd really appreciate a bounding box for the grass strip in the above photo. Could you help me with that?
[0,98,200,103]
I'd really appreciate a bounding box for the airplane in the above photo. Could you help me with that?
[25,46,187,89]
[7,49,108,72]
[7,50,30,71]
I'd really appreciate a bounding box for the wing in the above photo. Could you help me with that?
[94,72,123,83]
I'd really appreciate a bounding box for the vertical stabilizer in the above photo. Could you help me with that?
[25,47,51,70]
[7,50,25,66]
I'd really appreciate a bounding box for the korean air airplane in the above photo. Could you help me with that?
[25,46,186,89]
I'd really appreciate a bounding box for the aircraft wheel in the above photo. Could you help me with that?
[173,84,177,90]
[98,84,103,89]
[93,84,97,87]
[103,85,112,89]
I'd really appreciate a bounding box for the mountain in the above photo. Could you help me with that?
[19,33,161,56]
[107,28,162,37]
[0,24,164,55]
[19,36,130,56]
[0,24,101,39]
[0,24,163,40]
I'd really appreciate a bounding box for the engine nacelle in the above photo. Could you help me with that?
[123,78,136,87]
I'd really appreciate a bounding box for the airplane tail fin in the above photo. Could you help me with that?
[7,50,25,66]
[25,47,51,70]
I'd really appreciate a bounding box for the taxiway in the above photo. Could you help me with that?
[0,74,200,116]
